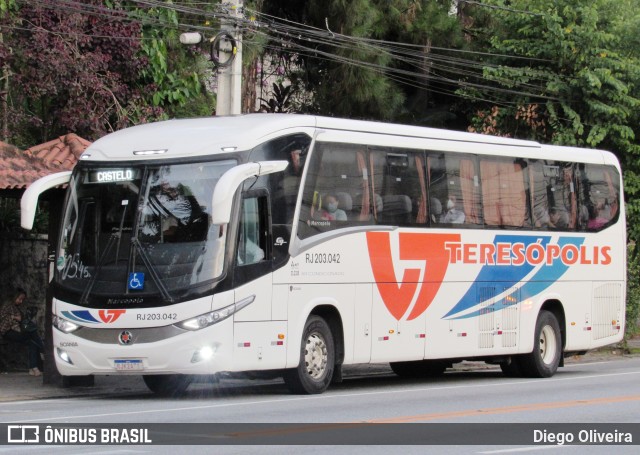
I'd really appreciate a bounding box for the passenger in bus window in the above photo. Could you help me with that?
[578,204,589,229]
[315,194,347,221]
[144,181,196,241]
[587,200,608,230]
[533,204,550,228]
[430,197,442,223]
[548,207,569,229]
[290,149,302,175]
[442,195,465,224]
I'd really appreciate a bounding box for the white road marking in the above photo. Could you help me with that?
[2,368,639,423]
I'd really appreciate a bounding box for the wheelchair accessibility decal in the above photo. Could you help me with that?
[128,272,145,291]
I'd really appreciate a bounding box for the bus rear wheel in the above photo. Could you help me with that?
[143,374,192,397]
[390,360,448,378]
[283,316,335,394]
[519,310,562,378]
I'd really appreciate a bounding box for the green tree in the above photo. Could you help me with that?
[461,0,640,236]
[0,0,213,146]
[463,0,640,147]
[128,1,214,120]
[255,1,465,123]
[461,0,640,333]
[379,0,467,126]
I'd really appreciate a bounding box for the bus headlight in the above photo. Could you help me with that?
[56,347,74,364]
[53,314,81,333]
[191,345,216,363]
[177,295,255,331]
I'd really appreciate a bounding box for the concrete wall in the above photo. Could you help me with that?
[0,233,49,370]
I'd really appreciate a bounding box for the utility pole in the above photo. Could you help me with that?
[216,0,243,116]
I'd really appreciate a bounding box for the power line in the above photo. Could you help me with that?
[8,0,577,108]
[459,1,545,17]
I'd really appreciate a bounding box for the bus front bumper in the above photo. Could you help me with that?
[52,319,235,376]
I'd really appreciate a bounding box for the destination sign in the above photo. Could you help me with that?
[88,169,139,183]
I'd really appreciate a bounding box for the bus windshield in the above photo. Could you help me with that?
[56,159,236,306]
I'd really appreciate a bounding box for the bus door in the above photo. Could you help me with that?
[233,192,286,370]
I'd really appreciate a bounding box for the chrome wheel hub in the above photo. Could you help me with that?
[539,325,558,365]
[304,331,328,380]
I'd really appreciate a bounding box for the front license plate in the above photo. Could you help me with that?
[114,359,144,371]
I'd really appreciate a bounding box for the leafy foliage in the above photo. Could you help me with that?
[626,244,640,337]
[460,0,640,338]
[259,82,292,113]
[1,0,142,145]
[461,0,640,240]
[256,0,465,122]
[463,0,640,147]
[0,0,211,146]
[131,3,208,118]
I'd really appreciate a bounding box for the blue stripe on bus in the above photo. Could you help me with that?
[443,235,584,320]
[442,235,549,319]
[517,236,584,301]
[61,310,100,323]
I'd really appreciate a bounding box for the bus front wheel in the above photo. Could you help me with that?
[283,316,335,394]
[143,374,192,397]
[519,310,562,378]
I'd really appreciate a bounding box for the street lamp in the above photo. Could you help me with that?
[179,32,202,45]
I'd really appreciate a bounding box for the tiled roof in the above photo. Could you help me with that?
[0,134,91,190]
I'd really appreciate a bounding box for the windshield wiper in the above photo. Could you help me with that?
[80,233,117,305]
[130,237,174,303]
[79,202,132,305]
[128,168,174,304]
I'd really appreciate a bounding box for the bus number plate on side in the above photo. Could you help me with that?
[113,359,144,371]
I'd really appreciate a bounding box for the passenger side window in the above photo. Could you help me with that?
[529,160,550,228]
[298,142,368,239]
[529,161,576,230]
[429,153,482,226]
[249,134,312,226]
[480,158,529,228]
[576,164,620,231]
[369,148,424,226]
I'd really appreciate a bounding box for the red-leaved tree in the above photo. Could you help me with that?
[0,0,162,145]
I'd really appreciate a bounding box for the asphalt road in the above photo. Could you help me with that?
[1,356,639,454]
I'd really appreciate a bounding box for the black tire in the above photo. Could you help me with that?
[283,316,335,394]
[519,310,562,378]
[390,360,448,378]
[143,374,192,397]
[500,357,523,377]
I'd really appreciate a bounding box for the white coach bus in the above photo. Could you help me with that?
[21,114,626,395]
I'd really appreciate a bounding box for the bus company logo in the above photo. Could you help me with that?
[366,232,460,321]
[443,240,611,267]
[98,309,126,323]
[118,331,134,345]
[366,232,611,321]
[60,309,126,324]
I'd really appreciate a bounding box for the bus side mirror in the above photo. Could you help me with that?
[21,171,72,230]
[210,161,288,225]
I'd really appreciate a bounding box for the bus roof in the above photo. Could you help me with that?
[83,114,316,161]
[81,114,616,166]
